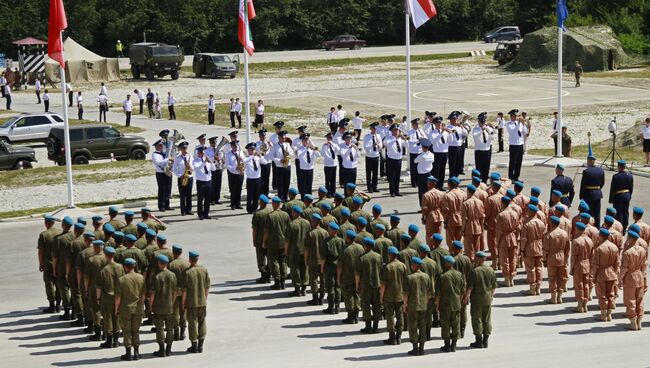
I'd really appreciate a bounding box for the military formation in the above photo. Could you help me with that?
[37,207,211,361]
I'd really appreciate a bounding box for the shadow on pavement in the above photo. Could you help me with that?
[231,292,289,302]
[282,319,345,329]
[513,307,577,318]
[212,285,270,295]
[559,323,627,335]
[535,315,601,326]
[248,300,306,311]
[267,309,325,319]
[0,309,42,319]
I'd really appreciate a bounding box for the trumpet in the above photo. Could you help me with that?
[237,159,245,175]
[307,139,319,151]
[260,141,270,156]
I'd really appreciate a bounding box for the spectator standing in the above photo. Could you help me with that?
[123,94,133,127]
[35,78,41,104]
[98,93,108,122]
[551,126,572,158]
[207,95,216,125]
[43,89,50,112]
[4,83,11,110]
[640,118,650,166]
[234,98,242,128]
[66,82,73,107]
[327,107,339,133]
[167,91,176,120]
[352,111,365,143]
[496,112,505,153]
[134,89,145,114]
[76,91,84,120]
[155,93,162,119]
[255,100,265,129]
[146,88,155,118]
[100,82,108,96]
[0,72,5,98]
[336,104,346,121]
[229,98,236,128]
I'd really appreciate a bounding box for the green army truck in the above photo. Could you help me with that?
[193,53,240,78]
[493,40,522,65]
[129,42,184,80]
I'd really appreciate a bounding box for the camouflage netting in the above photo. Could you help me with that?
[506,26,630,72]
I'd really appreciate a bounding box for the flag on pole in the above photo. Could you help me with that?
[48,0,68,67]
[238,0,256,56]
[405,0,437,28]
[557,0,569,32]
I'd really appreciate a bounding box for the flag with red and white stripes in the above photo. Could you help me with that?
[238,0,256,56]
[405,0,437,28]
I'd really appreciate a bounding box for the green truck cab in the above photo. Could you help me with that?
[129,42,184,80]
[192,53,239,78]
[493,40,522,65]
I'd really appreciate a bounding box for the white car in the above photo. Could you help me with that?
[0,113,64,143]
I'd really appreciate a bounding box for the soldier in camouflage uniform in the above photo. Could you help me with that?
[356,237,382,334]
[37,215,62,313]
[115,258,145,361]
[184,251,211,353]
[380,246,408,345]
[169,244,190,341]
[305,213,329,306]
[322,222,345,314]
[405,257,434,356]
[463,251,497,349]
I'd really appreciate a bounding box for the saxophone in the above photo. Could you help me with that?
[181,155,192,186]
[237,154,245,175]
[281,144,291,167]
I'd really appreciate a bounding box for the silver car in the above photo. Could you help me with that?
[0,113,64,143]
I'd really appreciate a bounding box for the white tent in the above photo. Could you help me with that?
[44,38,120,83]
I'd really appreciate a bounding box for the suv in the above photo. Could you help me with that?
[193,53,239,78]
[322,35,366,51]
[129,42,184,80]
[483,26,521,43]
[0,113,64,143]
[0,140,37,170]
[46,124,149,165]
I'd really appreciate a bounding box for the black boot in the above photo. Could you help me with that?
[84,321,93,333]
[395,332,402,345]
[112,334,120,347]
[89,326,102,341]
[408,343,419,356]
[318,291,324,305]
[418,342,425,355]
[100,334,113,348]
[342,312,355,324]
[451,339,457,352]
[432,312,440,328]
[71,315,85,327]
[482,334,489,348]
[280,278,286,290]
[43,300,56,313]
[372,320,379,334]
[120,347,132,361]
[59,307,72,320]
[133,346,141,360]
[470,335,483,348]
[255,273,267,284]
[270,279,282,290]
[426,328,431,341]
[165,342,172,356]
[334,303,340,314]
[143,318,153,326]
[383,332,396,345]
[198,338,204,353]
[307,295,319,306]
[264,272,271,283]
[187,341,198,353]
[460,326,465,339]
[360,320,373,334]
[173,327,180,341]
[300,285,307,296]
[441,338,451,352]
[180,327,186,340]
[288,286,300,297]
[322,301,334,314]
[153,342,166,357]
[352,311,359,324]
[55,298,61,313]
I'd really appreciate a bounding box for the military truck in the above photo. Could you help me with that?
[193,53,239,78]
[129,42,184,80]
[493,40,522,65]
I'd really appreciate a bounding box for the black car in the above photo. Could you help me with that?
[483,26,521,43]
[0,140,37,170]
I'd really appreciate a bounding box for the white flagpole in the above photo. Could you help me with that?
[556,26,563,158]
[405,12,412,172]
[59,32,74,207]
[244,48,251,144]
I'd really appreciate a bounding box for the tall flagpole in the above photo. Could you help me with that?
[556,26,563,158]
[59,32,74,207]
[244,49,251,144]
[405,12,412,172]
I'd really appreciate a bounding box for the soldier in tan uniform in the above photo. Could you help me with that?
[38,215,62,313]
[570,222,593,312]
[591,228,621,321]
[183,251,211,353]
[115,258,145,361]
[380,246,408,345]
[356,237,382,334]
[252,195,272,284]
[461,184,485,261]
[150,254,177,357]
[496,196,519,286]
[442,177,465,246]
[520,204,546,295]
[421,176,444,245]
[624,226,647,251]
[96,246,124,348]
[511,181,529,211]
[543,216,570,304]
[632,207,650,246]
[605,207,624,234]
[603,215,624,251]
[484,182,503,269]
[619,231,647,330]
[107,206,126,231]
[169,245,190,341]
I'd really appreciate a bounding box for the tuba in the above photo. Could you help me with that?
[164,129,184,177]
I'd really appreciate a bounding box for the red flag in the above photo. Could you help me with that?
[48,0,68,68]
[238,0,256,56]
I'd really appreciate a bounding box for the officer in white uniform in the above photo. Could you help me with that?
[256,129,271,196]
[429,116,450,190]
[472,112,495,183]
[269,121,284,190]
[195,133,208,155]
[225,141,245,210]
[506,108,528,181]
[414,138,435,206]
[172,141,193,216]
[385,124,405,197]
[152,139,171,212]
[339,132,359,187]
[407,118,425,187]
[321,132,339,196]
[447,112,467,178]
[192,146,215,220]
[296,133,321,197]
[270,130,293,200]
[333,120,349,187]
[206,136,224,205]
[244,143,262,213]
[363,122,382,193]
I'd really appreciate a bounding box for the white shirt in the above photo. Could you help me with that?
[43,93,49,101]
[123,99,132,112]
[256,104,264,115]
[327,111,340,124]
[208,98,215,110]
[447,124,467,147]
[205,146,224,169]
[271,142,293,168]
[407,128,425,154]
[428,127,449,153]
[234,102,242,113]
[76,95,83,105]
[337,109,346,121]
[296,145,321,170]
[230,102,236,112]
[4,85,10,95]
[340,144,358,169]
[245,154,261,179]
[472,125,494,151]
[172,152,193,177]
[376,125,389,140]
[269,133,280,146]
[385,135,404,160]
[506,120,528,145]
[152,150,167,173]
[642,125,650,139]
[100,85,108,96]
[193,156,215,181]
[137,90,145,100]
[225,150,244,175]
[98,94,108,105]
[167,95,176,106]
[352,116,365,130]
[255,140,270,165]
[321,141,339,167]
[0,77,6,85]
[66,83,72,92]
[497,117,505,129]
[35,80,41,91]
[363,132,382,158]
[414,151,434,174]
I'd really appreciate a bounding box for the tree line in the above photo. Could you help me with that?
[1,0,648,57]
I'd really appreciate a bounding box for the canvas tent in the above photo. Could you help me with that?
[44,38,120,83]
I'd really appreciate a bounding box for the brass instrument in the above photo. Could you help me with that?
[260,141,269,156]
[281,142,291,166]
[236,153,245,175]
[164,129,183,177]
[181,155,192,186]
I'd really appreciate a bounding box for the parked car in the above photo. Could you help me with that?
[0,140,36,170]
[322,35,366,51]
[493,40,523,65]
[0,113,64,143]
[129,42,184,80]
[46,124,149,165]
[483,26,521,43]
[193,53,239,78]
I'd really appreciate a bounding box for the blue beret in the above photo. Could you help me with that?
[448,176,460,185]
[554,204,566,213]
[408,224,419,233]
[74,222,85,230]
[172,244,183,252]
[341,207,351,216]
[580,212,592,220]
[606,207,617,215]
[556,163,565,170]
[472,176,481,183]
[125,234,137,242]
[62,216,74,226]
[618,160,627,167]
[428,175,438,182]
[514,181,524,188]
[374,223,385,232]
[291,205,303,214]
[550,216,561,224]
[322,203,332,210]
[259,194,270,204]
[289,188,299,195]
[432,234,443,243]
[576,222,586,230]
[475,251,487,258]
[604,215,614,224]
[579,200,590,211]
[92,240,105,247]
[490,172,501,180]
[77,216,87,224]
[629,224,641,233]
[552,190,562,197]
[493,181,502,187]
[418,244,431,253]
[44,215,56,222]
[114,231,124,239]
[311,213,323,221]
[352,196,363,204]
[156,233,167,241]
[372,204,382,213]
[104,246,116,255]
[103,223,115,233]
[400,233,412,241]
[304,194,314,201]
[345,229,357,239]
[141,207,151,213]
[530,196,539,205]
[531,186,542,195]
[145,228,156,237]
[633,207,644,215]
[388,246,399,255]
[467,184,477,192]
[599,228,610,237]
[124,210,135,217]
[443,255,456,264]
[452,240,464,249]
[83,231,96,239]
[157,254,170,264]
[109,206,119,213]
[272,196,282,203]
[528,204,539,212]
[136,222,149,230]
[628,231,640,239]
[328,222,340,231]
[92,215,103,222]
[390,214,400,222]
[318,186,328,194]
[334,193,344,200]
[123,258,137,266]
[357,216,368,225]
[471,169,481,177]
[362,237,375,246]
[506,189,516,197]
[501,196,511,203]
[411,256,423,265]
[345,183,357,190]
